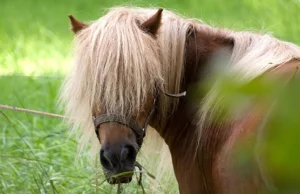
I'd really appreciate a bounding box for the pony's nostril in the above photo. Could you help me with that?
[121,146,129,158]
[121,144,137,162]
[100,149,112,170]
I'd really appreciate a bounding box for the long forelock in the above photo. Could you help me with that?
[60,7,192,153]
[82,10,164,116]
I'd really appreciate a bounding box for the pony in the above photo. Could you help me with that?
[60,7,300,193]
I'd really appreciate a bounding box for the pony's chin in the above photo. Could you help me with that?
[107,176,133,184]
[104,170,134,184]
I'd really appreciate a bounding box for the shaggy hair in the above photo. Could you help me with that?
[60,7,193,151]
[60,6,300,155]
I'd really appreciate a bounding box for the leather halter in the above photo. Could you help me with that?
[92,87,186,147]
[93,89,158,147]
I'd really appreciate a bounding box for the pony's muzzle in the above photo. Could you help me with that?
[100,142,137,184]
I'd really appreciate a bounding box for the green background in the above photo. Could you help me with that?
[1,0,300,193]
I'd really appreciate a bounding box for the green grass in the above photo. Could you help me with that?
[1,0,300,75]
[0,76,175,193]
[1,0,300,193]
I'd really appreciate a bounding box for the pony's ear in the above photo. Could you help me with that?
[68,14,88,33]
[141,8,163,36]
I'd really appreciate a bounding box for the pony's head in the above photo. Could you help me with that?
[61,7,189,184]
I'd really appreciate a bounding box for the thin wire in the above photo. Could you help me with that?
[0,104,69,119]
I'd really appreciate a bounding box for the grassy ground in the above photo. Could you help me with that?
[1,0,300,193]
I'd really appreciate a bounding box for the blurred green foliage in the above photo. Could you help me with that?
[211,71,300,193]
[1,0,300,193]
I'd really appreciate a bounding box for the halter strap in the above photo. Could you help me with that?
[93,114,144,140]
[92,87,186,147]
[93,89,158,147]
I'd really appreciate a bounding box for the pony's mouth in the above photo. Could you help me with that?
[107,175,133,184]
[104,171,134,184]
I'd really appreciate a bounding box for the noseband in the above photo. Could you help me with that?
[92,88,186,147]
[93,90,158,147]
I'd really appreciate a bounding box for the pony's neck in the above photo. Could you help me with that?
[154,26,234,193]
